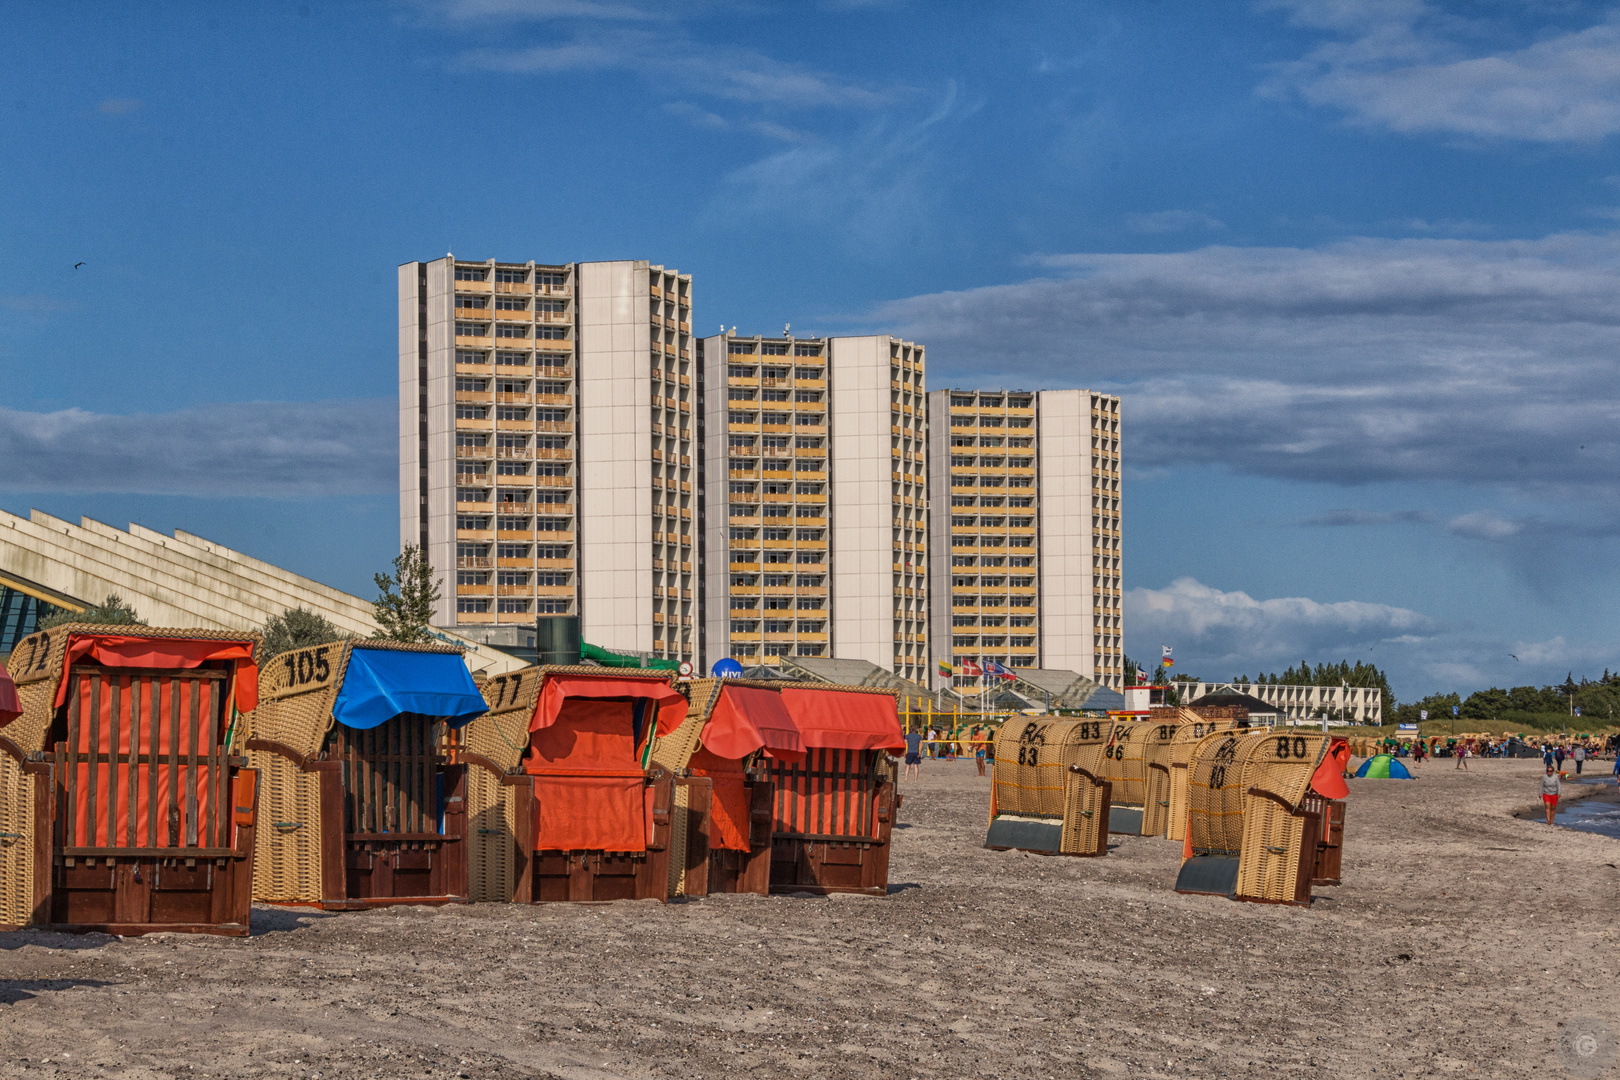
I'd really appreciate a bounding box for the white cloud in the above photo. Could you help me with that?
[1263,2,1620,142]
[1445,510,1523,541]
[872,231,1620,497]
[1129,577,1430,661]
[1302,509,1432,526]
[1125,576,1620,697]
[452,28,892,109]
[1125,210,1226,234]
[0,400,393,497]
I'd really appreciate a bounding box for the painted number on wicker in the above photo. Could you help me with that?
[1016,721,1049,766]
[1274,736,1309,760]
[17,632,52,676]
[281,647,332,688]
[489,671,526,710]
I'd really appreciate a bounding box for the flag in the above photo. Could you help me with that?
[1137,668,1150,684]
[1161,645,1173,660]
[1161,657,1174,668]
[985,660,1016,679]
[938,659,953,677]
[961,659,983,677]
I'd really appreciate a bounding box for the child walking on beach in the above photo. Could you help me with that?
[1541,764,1562,825]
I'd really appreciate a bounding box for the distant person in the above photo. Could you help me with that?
[1555,746,1566,772]
[1455,741,1468,771]
[1541,764,1562,825]
[1543,744,1556,768]
[975,737,987,777]
[903,729,922,780]
[927,727,939,760]
[1574,744,1586,775]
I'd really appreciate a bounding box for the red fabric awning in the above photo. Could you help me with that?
[779,688,905,752]
[524,698,648,852]
[1311,737,1351,800]
[53,634,259,715]
[0,666,21,727]
[701,685,805,763]
[532,673,687,738]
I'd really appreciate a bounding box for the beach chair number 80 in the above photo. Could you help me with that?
[1274,737,1309,759]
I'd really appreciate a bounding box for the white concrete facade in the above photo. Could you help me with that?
[829,336,928,686]
[927,388,1122,691]
[399,255,695,666]
[0,509,526,675]
[1179,681,1384,725]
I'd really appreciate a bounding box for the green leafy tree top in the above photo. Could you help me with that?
[261,606,348,660]
[371,544,442,644]
[40,593,146,630]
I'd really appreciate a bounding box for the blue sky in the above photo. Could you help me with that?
[4,0,1620,699]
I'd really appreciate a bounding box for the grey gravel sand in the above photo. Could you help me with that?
[1,756,1616,1079]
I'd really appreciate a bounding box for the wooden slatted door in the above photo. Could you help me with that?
[51,666,253,932]
[333,716,461,901]
[765,749,895,896]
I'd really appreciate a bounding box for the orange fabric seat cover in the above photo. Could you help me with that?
[700,686,804,763]
[688,746,750,851]
[779,688,905,751]
[54,634,259,713]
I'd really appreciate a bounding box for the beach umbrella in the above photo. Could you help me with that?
[1355,754,1413,779]
[0,665,20,726]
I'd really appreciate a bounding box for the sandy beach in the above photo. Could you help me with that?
[2,756,1617,1079]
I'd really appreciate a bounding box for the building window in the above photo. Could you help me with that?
[762,528,791,541]
[730,528,756,541]
[728,343,754,355]
[536,436,569,449]
[495,490,530,507]
[491,406,526,422]
[795,529,822,541]
[730,574,757,586]
[534,544,568,558]
[795,483,822,495]
[728,411,758,425]
[456,570,488,586]
[457,487,489,503]
[494,268,527,284]
[494,297,528,311]
[535,381,568,396]
[953,636,978,647]
[536,517,570,531]
[730,620,758,633]
[458,541,489,558]
[536,409,569,423]
[456,405,487,420]
[496,461,529,475]
[795,552,823,565]
[495,324,529,339]
[497,515,530,531]
[1010,576,1035,587]
[1010,596,1035,607]
[456,295,488,310]
[457,597,490,612]
[496,570,529,587]
[537,272,568,288]
[728,365,756,379]
[794,345,820,357]
[760,342,788,355]
[496,598,530,613]
[535,326,569,340]
[495,351,529,366]
[535,572,570,587]
[455,266,487,282]
[763,619,792,633]
[495,543,529,559]
[456,322,488,337]
[456,378,487,393]
[456,350,489,366]
[534,598,569,613]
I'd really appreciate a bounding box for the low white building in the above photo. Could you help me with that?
[1177,681,1383,725]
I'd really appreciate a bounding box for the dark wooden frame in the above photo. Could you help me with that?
[765,749,898,896]
[33,666,259,936]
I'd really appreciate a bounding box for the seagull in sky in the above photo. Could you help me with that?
[73,262,84,269]
[1510,654,1519,661]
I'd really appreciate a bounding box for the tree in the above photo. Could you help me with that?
[371,544,442,644]
[40,593,146,630]
[261,606,347,660]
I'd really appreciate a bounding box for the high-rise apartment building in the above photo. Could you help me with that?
[927,389,1122,690]
[399,256,697,666]
[701,333,929,685]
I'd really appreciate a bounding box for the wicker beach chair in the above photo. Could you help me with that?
[1176,730,1348,905]
[762,682,905,896]
[986,717,1113,857]
[1,625,261,935]
[462,665,686,903]
[657,678,802,899]
[242,639,485,910]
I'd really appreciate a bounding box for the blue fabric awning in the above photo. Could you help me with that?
[331,647,488,730]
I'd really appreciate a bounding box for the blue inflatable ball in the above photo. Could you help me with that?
[711,658,744,678]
